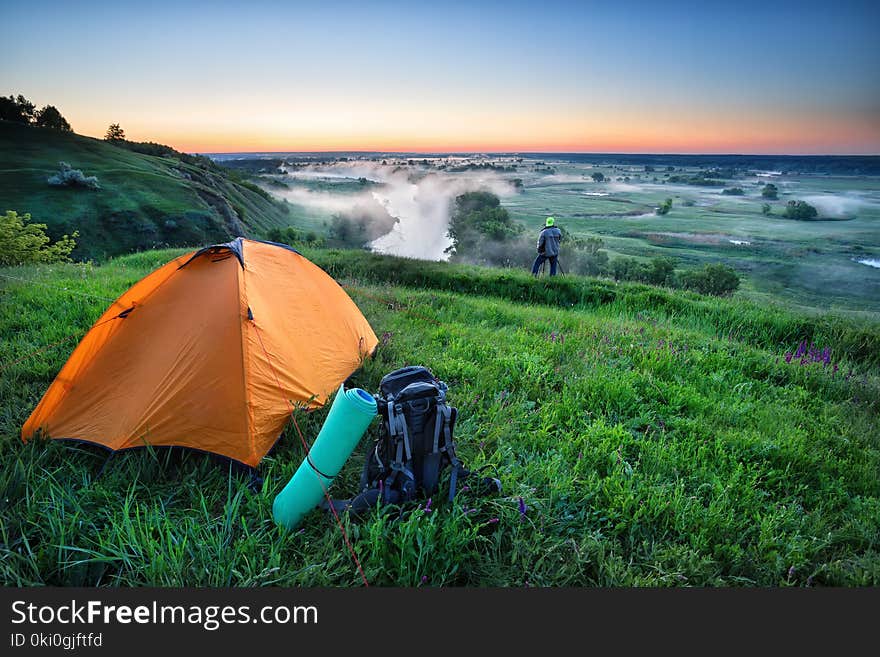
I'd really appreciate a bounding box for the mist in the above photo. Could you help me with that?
[800,193,877,218]
[270,162,516,260]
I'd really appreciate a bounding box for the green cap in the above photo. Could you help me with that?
[545,216,555,227]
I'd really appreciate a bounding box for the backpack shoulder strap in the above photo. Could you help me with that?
[385,399,416,499]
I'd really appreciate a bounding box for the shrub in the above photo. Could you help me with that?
[47,162,100,190]
[656,198,673,215]
[679,263,740,296]
[0,210,78,266]
[784,200,819,220]
[722,187,745,195]
[762,183,779,199]
[761,203,772,215]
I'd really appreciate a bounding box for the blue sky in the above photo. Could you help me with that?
[1,0,878,152]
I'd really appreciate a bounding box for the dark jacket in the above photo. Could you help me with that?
[537,226,562,257]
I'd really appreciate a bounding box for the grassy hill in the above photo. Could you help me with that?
[1,249,878,586]
[0,121,293,260]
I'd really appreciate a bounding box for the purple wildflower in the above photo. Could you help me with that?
[421,575,428,584]
[784,352,793,364]
[488,517,499,524]
[794,340,807,359]
[788,566,796,579]
[424,497,432,513]
[518,497,528,518]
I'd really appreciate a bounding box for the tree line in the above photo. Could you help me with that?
[0,93,72,131]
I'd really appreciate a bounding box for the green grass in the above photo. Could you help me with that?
[501,163,880,315]
[2,249,879,586]
[0,122,293,260]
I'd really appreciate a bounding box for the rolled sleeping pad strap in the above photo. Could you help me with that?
[272,385,377,530]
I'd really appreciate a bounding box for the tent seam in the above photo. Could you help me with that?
[236,246,257,466]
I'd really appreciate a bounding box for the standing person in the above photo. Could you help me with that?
[531,216,562,276]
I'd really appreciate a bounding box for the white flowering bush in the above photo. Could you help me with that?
[47,162,101,190]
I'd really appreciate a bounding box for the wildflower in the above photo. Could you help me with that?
[518,496,528,518]
[794,340,807,359]
[424,497,432,513]
[788,566,796,579]
[784,352,793,364]
[421,575,428,584]
[488,517,499,524]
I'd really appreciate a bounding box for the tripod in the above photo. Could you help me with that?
[539,257,565,277]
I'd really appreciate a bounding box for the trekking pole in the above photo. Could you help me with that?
[557,260,565,276]
[541,259,546,276]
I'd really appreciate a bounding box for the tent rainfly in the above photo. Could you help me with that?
[22,238,379,467]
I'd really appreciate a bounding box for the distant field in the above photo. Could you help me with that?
[251,154,880,316]
[505,162,880,316]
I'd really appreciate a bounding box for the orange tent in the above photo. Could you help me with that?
[21,238,378,467]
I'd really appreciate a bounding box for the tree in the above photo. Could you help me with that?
[105,123,125,141]
[762,183,778,200]
[656,198,673,215]
[35,105,72,132]
[590,172,605,183]
[0,94,36,124]
[0,210,77,266]
[14,94,36,123]
[446,191,521,256]
[647,257,676,285]
[784,200,818,220]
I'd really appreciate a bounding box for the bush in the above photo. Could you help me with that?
[784,200,819,220]
[47,162,100,190]
[761,203,772,215]
[722,187,745,195]
[762,183,779,199]
[679,263,740,296]
[265,226,325,248]
[0,210,78,266]
[656,198,673,215]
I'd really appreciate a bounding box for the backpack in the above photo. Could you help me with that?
[323,366,500,514]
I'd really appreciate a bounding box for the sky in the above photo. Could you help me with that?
[1,0,879,154]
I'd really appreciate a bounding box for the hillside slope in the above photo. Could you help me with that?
[1,249,878,586]
[0,121,292,260]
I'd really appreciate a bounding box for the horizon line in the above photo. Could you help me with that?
[194,149,880,157]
